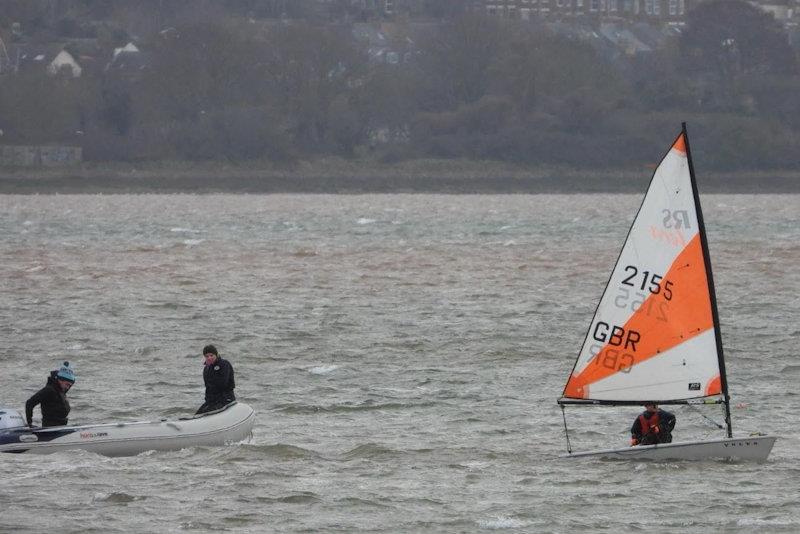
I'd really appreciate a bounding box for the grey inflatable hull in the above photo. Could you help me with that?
[0,402,255,457]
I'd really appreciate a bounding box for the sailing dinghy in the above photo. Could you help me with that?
[557,124,776,462]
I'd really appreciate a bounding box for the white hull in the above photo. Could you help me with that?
[562,435,776,462]
[0,402,255,457]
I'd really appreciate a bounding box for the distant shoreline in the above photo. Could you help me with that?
[1,159,798,194]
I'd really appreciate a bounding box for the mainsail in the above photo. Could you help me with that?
[560,125,729,410]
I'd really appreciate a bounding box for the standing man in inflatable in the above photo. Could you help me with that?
[196,345,236,414]
[25,362,76,427]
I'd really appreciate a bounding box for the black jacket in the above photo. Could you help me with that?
[203,357,235,403]
[25,372,70,427]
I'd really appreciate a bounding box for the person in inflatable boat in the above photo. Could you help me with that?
[196,345,236,414]
[630,402,675,446]
[25,361,76,427]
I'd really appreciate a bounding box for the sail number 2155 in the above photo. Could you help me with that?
[621,266,673,300]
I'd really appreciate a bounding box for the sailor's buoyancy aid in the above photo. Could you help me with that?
[638,412,660,434]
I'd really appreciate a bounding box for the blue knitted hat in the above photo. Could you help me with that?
[56,361,76,383]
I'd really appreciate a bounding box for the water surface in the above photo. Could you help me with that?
[1,194,798,532]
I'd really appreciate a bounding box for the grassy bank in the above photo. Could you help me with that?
[1,157,798,194]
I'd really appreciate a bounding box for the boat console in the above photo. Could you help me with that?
[0,408,25,430]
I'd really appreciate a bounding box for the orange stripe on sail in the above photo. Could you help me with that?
[672,133,686,154]
[705,375,721,396]
[564,234,713,399]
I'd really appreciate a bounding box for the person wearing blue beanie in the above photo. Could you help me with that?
[25,361,76,427]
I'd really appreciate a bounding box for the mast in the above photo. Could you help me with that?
[682,122,733,438]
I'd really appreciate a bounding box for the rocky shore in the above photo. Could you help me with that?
[1,159,798,194]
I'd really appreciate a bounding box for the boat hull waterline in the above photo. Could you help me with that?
[0,402,255,456]
[561,435,777,462]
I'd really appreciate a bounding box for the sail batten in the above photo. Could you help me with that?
[561,126,725,405]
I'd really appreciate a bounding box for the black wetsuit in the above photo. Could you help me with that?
[196,357,236,414]
[25,372,70,427]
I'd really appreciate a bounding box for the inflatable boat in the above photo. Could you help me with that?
[0,402,255,456]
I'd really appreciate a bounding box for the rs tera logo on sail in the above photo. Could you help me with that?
[650,209,692,248]
[662,209,691,229]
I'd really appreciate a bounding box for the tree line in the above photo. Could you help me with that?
[1,0,798,171]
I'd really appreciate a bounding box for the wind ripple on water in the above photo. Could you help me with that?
[1,194,798,533]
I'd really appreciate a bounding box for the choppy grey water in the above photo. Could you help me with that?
[0,194,798,533]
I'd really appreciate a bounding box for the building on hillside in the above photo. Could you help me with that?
[105,42,149,80]
[473,0,691,22]
[546,20,617,57]
[0,36,12,74]
[9,45,83,77]
[352,22,422,64]
[754,0,800,48]
[0,145,82,167]
[598,22,653,55]
[5,38,107,78]
[317,0,439,20]
[751,0,799,22]
[62,38,103,77]
[46,49,82,77]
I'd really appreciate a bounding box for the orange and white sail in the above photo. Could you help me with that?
[561,129,724,403]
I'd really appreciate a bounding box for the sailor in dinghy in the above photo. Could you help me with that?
[630,403,675,446]
[556,124,777,462]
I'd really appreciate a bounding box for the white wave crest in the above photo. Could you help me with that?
[477,517,527,529]
[737,517,794,527]
[309,365,339,375]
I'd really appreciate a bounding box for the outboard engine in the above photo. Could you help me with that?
[0,408,25,430]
